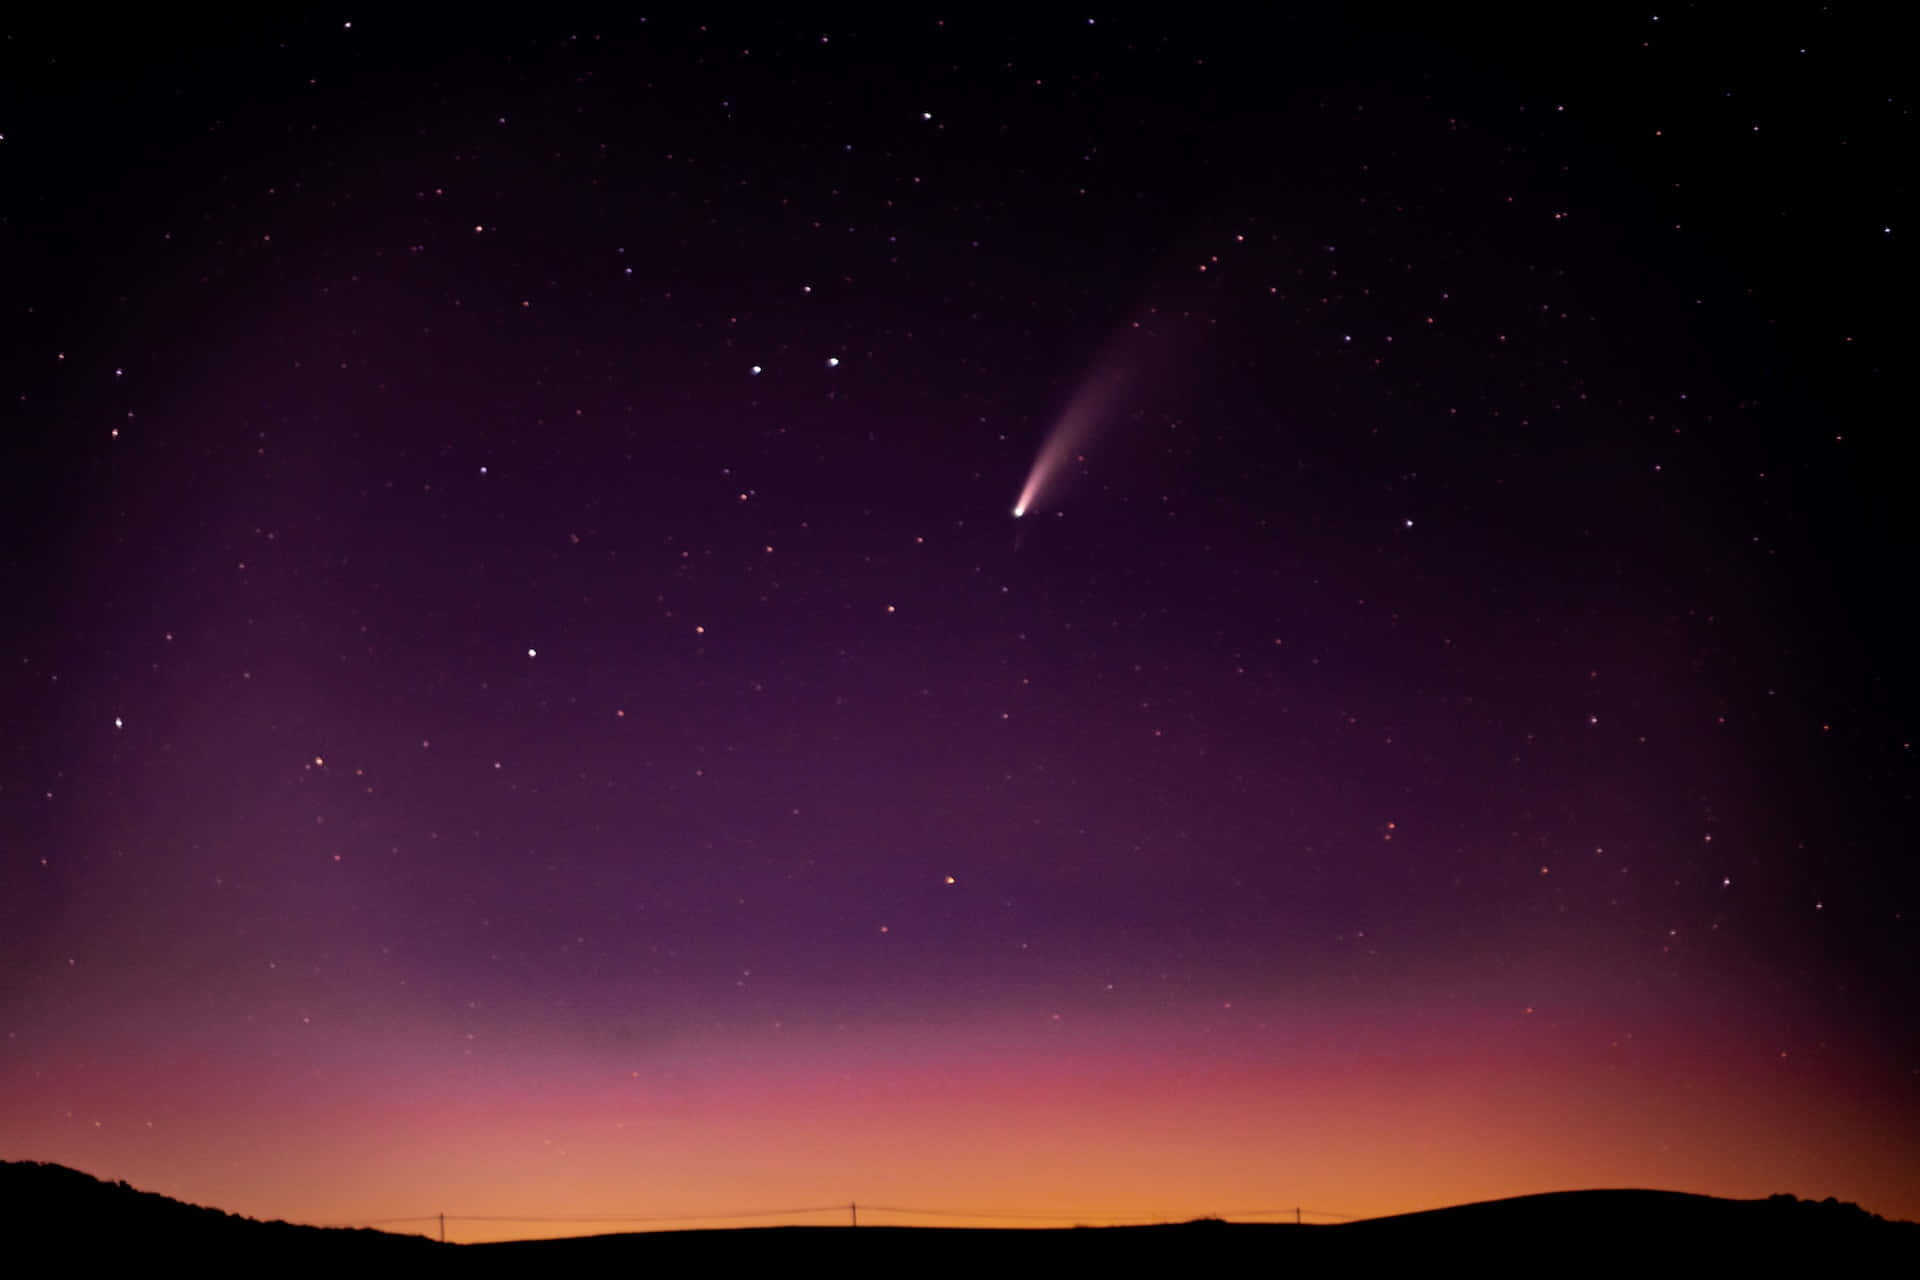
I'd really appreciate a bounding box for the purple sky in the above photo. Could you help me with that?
[3,9,1914,1236]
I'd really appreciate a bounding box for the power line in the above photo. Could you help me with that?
[331,1203,1355,1230]
[857,1204,1178,1222]
[856,1203,1356,1223]
[332,1205,849,1228]
[451,1205,851,1224]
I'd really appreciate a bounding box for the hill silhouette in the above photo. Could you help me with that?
[464,1190,1915,1269]
[0,1161,439,1260]
[6,1162,1911,1269]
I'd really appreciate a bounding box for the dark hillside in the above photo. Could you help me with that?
[6,1162,1910,1270]
[0,1161,440,1261]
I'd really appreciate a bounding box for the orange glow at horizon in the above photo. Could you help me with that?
[7,1008,1915,1243]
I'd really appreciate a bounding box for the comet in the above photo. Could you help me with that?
[1012,357,1133,519]
[1013,251,1208,519]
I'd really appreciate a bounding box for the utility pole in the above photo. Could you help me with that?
[1295,1207,1301,1226]
[850,1201,858,1227]
[439,1212,446,1243]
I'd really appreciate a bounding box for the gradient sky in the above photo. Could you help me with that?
[3,8,1914,1241]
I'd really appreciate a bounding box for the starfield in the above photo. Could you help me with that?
[1,8,1912,1238]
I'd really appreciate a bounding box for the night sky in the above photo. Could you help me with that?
[4,8,1915,1239]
